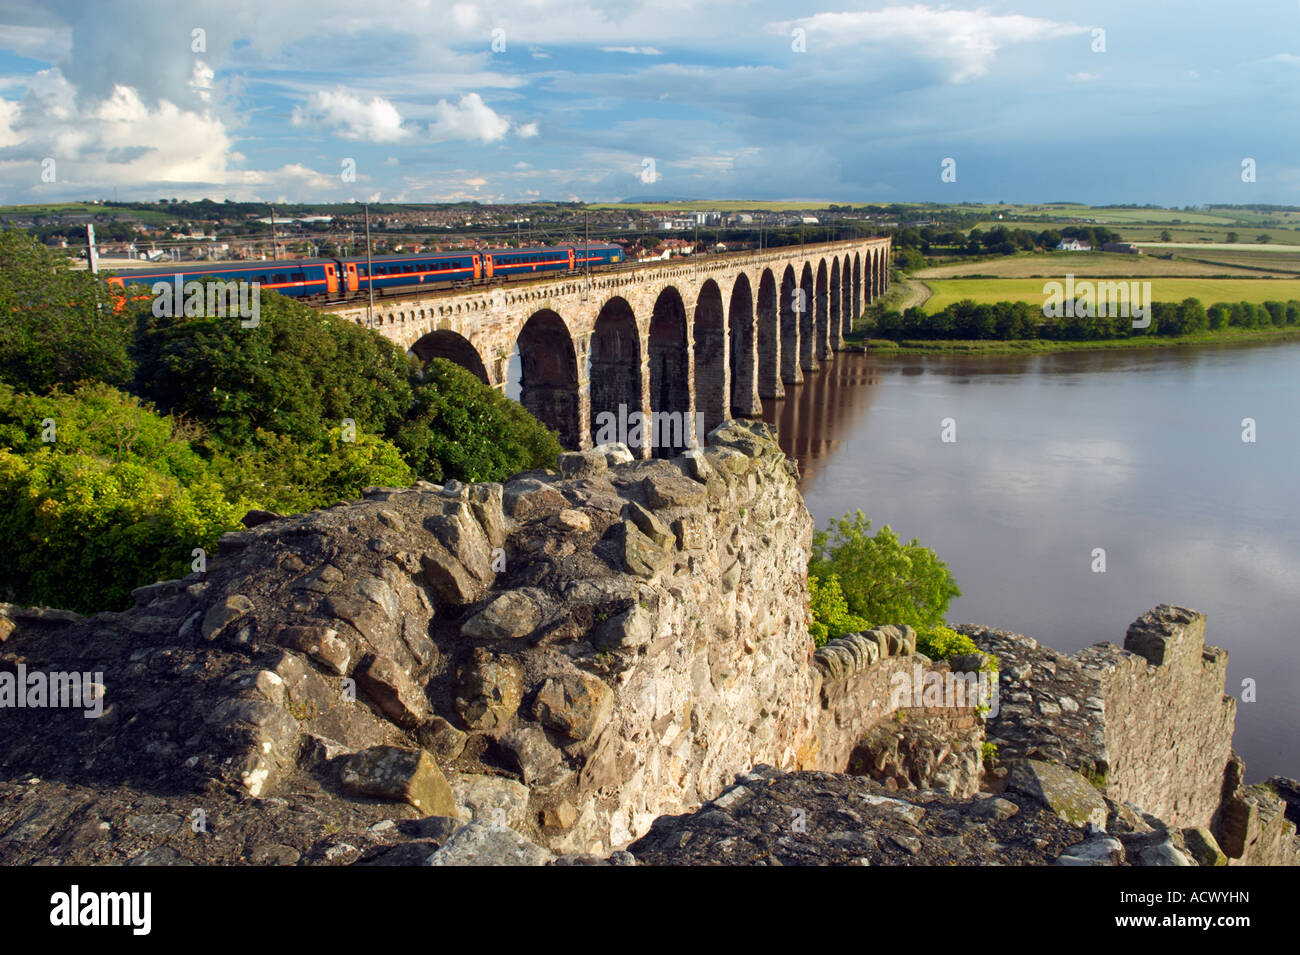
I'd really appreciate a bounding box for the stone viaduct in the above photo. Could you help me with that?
[325,238,891,455]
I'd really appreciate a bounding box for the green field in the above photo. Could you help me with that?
[923,277,1300,311]
[916,250,1300,279]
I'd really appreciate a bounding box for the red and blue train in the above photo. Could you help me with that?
[104,242,626,304]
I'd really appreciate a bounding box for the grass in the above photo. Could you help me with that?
[915,251,1298,280]
[922,277,1300,310]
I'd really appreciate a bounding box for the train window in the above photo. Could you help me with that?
[406,265,415,273]
[292,272,305,282]
[273,274,287,284]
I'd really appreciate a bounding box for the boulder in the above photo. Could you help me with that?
[340,746,455,816]
[1006,759,1108,828]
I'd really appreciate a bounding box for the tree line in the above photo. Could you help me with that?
[871,297,1300,341]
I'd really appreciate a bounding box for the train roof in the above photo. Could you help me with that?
[107,257,339,277]
[336,243,620,263]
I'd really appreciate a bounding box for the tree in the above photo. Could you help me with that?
[133,290,416,452]
[0,230,136,394]
[1160,230,1172,242]
[809,511,960,631]
[390,358,562,483]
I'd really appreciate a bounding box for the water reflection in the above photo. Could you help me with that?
[763,342,1300,781]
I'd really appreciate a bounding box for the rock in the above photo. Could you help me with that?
[592,442,634,466]
[970,796,1020,821]
[241,509,281,528]
[541,801,578,831]
[502,479,567,522]
[426,822,554,866]
[626,501,674,548]
[460,591,542,640]
[420,546,484,607]
[557,451,607,479]
[201,594,254,641]
[467,483,508,549]
[277,625,352,675]
[340,746,455,816]
[416,717,468,763]
[1137,836,1195,866]
[453,649,524,731]
[592,604,652,650]
[355,654,430,728]
[551,509,592,533]
[1055,834,1124,866]
[450,774,531,832]
[532,672,614,741]
[1006,759,1108,828]
[1182,826,1228,866]
[621,520,671,578]
[642,472,706,509]
[501,724,564,785]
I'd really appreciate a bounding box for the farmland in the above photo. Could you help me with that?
[922,277,1300,311]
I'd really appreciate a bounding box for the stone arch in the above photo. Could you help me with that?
[815,259,831,362]
[410,329,489,384]
[853,253,862,323]
[841,254,853,340]
[589,296,644,452]
[829,258,842,352]
[514,309,581,450]
[756,268,781,400]
[728,272,760,418]
[799,262,816,372]
[648,286,691,459]
[779,265,801,386]
[692,279,728,435]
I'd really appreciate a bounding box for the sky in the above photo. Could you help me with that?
[0,0,1297,207]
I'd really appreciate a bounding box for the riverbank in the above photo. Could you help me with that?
[844,323,1300,355]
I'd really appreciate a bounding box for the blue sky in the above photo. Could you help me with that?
[0,1,1297,206]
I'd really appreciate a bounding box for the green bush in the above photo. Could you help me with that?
[391,358,563,483]
[0,447,245,613]
[808,573,868,647]
[809,511,960,631]
[132,290,416,452]
[213,427,413,516]
[0,230,135,393]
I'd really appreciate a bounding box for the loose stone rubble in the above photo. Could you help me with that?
[0,420,1294,866]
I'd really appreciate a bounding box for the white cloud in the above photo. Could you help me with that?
[1067,72,1099,82]
[291,89,409,143]
[428,92,510,143]
[516,121,539,138]
[774,5,1089,82]
[602,46,662,55]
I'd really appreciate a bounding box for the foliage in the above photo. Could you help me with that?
[0,381,209,483]
[808,572,868,647]
[213,427,413,516]
[390,358,563,483]
[132,290,416,452]
[914,624,975,662]
[0,230,135,393]
[871,295,1300,343]
[809,511,960,632]
[0,446,245,613]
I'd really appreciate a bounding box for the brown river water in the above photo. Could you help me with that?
[762,341,1300,782]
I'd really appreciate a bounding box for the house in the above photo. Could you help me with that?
[1057,238,1092,251]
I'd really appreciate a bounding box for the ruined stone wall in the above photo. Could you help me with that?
[966,605,1236,830]
[1084,606,1236,828]
[0,421,826,859]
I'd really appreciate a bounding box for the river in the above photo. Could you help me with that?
[762,341,1300,782]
